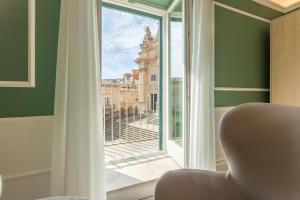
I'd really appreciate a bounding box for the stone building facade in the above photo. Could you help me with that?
[135,27,159,114]
[101,27,159,119]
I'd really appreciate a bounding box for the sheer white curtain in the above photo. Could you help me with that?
[188,0,215,170]
[50,0,106,200]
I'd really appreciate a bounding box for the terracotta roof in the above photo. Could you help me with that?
[132,69,140,79]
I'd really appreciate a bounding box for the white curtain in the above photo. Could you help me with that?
[188,0,215,170]
[50,0,106,199]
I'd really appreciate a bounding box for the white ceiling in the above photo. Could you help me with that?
[270,0,300,8]
[253,0,300,12]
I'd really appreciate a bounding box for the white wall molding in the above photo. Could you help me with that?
[2,169,51,181]
[215,106,236,112]
[0,0,35,88]
[213,1,271,23]
[215,87,270,92]
[0,115,53,122]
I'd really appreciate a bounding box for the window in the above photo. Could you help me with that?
[101,1,186,195]
[169,2,184,146]
[102,3,162,165]
[151,74,157,81]
[105,96,111,107]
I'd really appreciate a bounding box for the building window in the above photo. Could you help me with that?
[150,74,157,81]
[105,96,111,107]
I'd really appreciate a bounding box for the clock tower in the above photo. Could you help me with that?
[135,27,159,114]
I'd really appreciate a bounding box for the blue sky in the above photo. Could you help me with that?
[102,7,159,79]
[170,21,184,78]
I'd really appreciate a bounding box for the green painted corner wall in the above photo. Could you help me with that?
[0,0,284,116]
[0,0,60,117]
[215,6,270,88]
[214,0,282,20]
[214,0,282,107]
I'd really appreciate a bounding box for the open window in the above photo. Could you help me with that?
[101,0,188,196]
[102,3,162,165]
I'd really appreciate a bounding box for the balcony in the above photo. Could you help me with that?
[103,82,161,165]
[101,4,184,194]
[102,87,180,192]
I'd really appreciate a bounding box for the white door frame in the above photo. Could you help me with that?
[164,0,190,167]
[101,0,191,167]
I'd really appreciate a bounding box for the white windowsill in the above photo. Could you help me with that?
[106,154,181,200]
[106,154,181,191]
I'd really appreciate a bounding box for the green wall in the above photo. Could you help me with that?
[0,0,284,116]
[215,91,270,107]
[0,0,60,117]
[214,0,282,107]
[214,0,282,20]
[0,0,28,81]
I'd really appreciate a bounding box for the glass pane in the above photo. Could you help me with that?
[169,1,184,146]
[102,6,162,164]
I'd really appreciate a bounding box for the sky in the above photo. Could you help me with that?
[102,7,159,79]
[170,21,184,78]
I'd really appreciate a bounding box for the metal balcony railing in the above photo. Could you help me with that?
[102,83,159,147]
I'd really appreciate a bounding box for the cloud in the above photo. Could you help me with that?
[170,21,184,78]
[103,8,158,50]
[102,7,159,79]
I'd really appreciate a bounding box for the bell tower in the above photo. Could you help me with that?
[135,27,159,114]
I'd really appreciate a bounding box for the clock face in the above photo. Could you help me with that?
[142,40,151,51]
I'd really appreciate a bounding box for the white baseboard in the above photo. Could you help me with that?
[3,169,51,182]
[0,115,53,122]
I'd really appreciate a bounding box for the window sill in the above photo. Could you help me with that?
[106,154,181,199]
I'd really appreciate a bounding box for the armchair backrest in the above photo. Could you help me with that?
[220,103,300,200]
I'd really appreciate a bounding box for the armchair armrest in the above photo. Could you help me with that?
[155,169,242,200]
